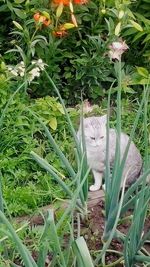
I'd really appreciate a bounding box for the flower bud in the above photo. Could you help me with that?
[118,10,124,19]
[101,9,106,14]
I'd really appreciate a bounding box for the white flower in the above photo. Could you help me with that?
[8,61,26,78]
[8,65,18,76]
[11,70,18,76]
[108,40,129,61]
[17,66,25,76]
[37,59,45,70]
[20,71,25,77]
[28,67,41,82]
[20,61,25,66]
[38,59,43,64]
[31,60,36,65]
[32,67,40,76]
[31,58,46,71]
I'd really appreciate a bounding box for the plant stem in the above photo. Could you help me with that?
[103,256,124,267]
[135,255,150,263]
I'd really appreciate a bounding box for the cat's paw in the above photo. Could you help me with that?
[89,185,100,191]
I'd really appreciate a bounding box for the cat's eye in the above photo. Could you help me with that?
[100,136,104,139]
[91,137,95,140]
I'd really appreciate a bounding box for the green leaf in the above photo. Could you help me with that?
[28,110,76,179]
[115,22,121,36]
[14,0,25,3]
[136,67,149,78]
[0,4,8,12]
[56,3,63,18]
[57,105,65,114]
[30,151,73,197]
[73,237,94,267]
[132,31,145,42]
[63,23,75,29]
[123,86,135,94]
[49,117,57,130]
[0,211,37,267]
[6,1,13,11]
[1,62,6,70]
[42,11,50,19]
[129,20,143,31]
[13,8,27,19]
[143,33,150,43]
[123,28,137,37]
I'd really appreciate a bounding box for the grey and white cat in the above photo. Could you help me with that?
[77,115,142,191]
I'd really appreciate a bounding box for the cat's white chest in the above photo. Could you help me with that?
[86,147,105,171]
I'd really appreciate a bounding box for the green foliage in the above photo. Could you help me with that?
[94,61,150,265]
[0,76,149,267]
[1,0,150,103]
[0,1,150,266]
[0,209,94,267]
[30,72,90,213]
[0,84,76,215]
[0,75,148,216]
[32,95,65,130]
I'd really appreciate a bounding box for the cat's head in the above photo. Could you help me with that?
[77,115,107,147]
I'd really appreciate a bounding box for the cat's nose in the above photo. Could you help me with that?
[96,140,101,146]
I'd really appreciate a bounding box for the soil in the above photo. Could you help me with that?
[80,201,124,266]
[14,192,150,266]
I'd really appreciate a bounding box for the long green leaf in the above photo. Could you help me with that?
[103,61,122,241]
[56,157,90,230]
[73,236,94,267]
[37,212,51,267]
[28,109,76,179]
[78,112,89,203]
[30,151,73,198]
[95,171,127,264]
[46,210,67,267]
[105,81,116,218]
[0,211,37,267]
[124,84,150,266]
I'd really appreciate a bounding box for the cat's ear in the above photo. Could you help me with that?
[99,115,107,124]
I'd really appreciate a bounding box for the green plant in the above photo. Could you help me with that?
[0,56,150,266]
[0,198,94,266]
[0,79,79,215]
[123,87,150,267]
[30,70,90,214]
[94,59,150,265]
[32,95,65,131]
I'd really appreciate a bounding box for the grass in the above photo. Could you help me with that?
[0,85,148,216]
[0,71,149,266]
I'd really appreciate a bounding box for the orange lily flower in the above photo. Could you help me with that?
[53,0,70,6]
[73,0,88,4]
[53,25,68,37]
[33,12,51,27]
[33,13,40,21]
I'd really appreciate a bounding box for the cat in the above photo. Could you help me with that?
[77,115,143,191]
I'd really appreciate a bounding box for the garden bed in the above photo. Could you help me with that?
[14,190,150,266]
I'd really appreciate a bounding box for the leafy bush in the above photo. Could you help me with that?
[1,0,150,104]
[0,83,78,215]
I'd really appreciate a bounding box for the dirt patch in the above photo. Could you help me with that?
[79,200,150,265]
[79,201,124,266]
[14,191,150,266]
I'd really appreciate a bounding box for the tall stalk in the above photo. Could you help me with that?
[103,60,123,243]
[124,85,150,267]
